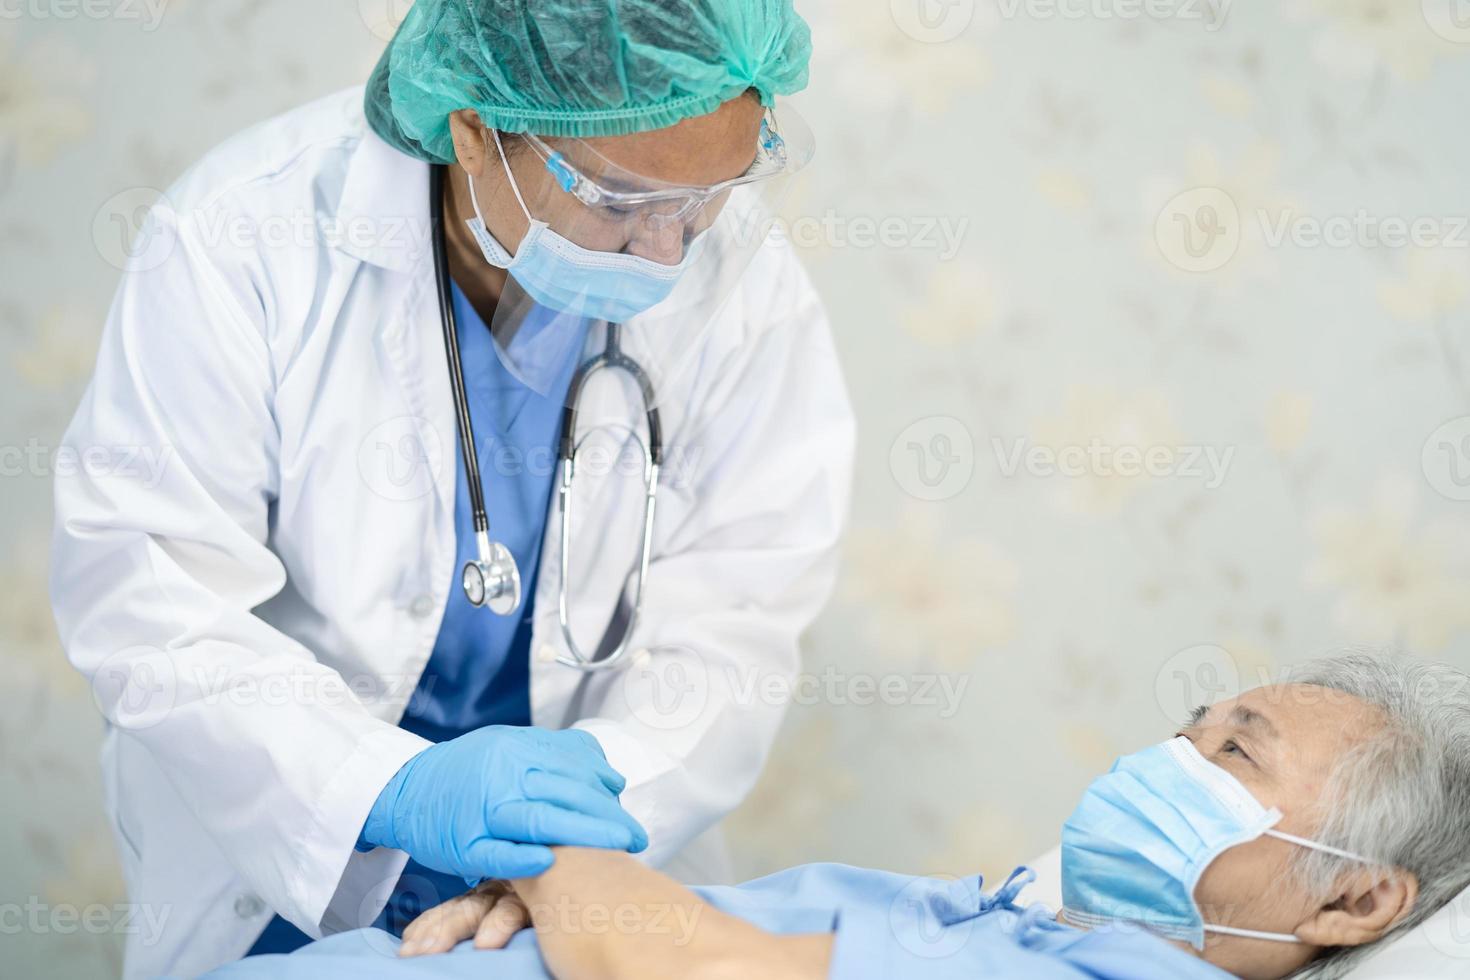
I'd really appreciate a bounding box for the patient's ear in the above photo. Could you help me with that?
[1295,870,1418,948]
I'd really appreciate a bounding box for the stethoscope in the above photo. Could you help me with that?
[430,165,661,671]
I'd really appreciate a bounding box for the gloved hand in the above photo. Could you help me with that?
[360,725,647,881]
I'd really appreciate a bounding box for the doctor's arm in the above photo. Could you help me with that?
[49,200,637,942]
[49,201,438,937]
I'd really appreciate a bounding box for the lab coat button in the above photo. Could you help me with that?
[536,644,557,664]
[234,894,265,918]
[409,594,434,619]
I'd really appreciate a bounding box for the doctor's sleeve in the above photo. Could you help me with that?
[48,204,429,939]
[571,243,857,867]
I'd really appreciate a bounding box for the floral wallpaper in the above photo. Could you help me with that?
[3,1,1470,977]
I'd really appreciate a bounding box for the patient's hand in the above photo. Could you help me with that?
[399,879,530,956]
[399,848,832,980]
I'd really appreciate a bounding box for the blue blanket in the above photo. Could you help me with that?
[204,864,1231,980]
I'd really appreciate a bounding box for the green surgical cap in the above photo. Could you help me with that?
[364,0,813,164]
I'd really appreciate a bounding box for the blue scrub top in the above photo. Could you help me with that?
[248,285,586,957]
[400,284,586,743]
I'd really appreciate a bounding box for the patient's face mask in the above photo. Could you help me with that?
[464,130,704,325]
[1061,736,1372,950]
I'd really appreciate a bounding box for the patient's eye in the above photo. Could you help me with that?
[1221,738,1252,762]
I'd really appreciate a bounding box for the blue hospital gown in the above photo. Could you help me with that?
[206,865,1232,979]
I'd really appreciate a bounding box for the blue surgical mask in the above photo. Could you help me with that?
[464,131,703,324]
[1061,736,1372,949]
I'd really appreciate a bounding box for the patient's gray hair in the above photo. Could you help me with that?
[1285,650,1470,980]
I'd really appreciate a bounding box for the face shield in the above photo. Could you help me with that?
[464,100,815,405]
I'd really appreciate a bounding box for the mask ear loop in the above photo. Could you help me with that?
[485,129,534,225]
[1202,922,1305,944]
[1199,827,1375,944]
[464,128,537,230]
[1262,829,1373,865]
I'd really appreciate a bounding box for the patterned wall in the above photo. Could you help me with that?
[3,1,1469,977]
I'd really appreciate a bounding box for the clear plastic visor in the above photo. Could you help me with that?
[475,99,814,406]
[519,105,813,232]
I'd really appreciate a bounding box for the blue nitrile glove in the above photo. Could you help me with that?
[359,725,647,881]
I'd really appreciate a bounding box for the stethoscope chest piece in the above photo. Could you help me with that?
[463,532,522,615]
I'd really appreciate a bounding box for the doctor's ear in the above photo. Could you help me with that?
[448,110,491,178]
[1295,868,1418,949]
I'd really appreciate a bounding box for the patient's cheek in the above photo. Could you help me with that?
[1195,838,1299,929]
[1195,845,1264,924]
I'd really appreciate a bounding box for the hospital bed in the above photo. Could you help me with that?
[1024,847,1470,978]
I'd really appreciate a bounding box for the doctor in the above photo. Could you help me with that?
[49,1,853,977]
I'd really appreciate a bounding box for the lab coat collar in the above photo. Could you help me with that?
[335,126,433,273]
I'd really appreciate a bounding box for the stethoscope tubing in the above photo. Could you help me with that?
[431,164,492,537]
[430,163,663,671]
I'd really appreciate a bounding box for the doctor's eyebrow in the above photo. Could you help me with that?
[1183,704,1210,728]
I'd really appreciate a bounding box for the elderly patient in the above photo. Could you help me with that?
[209,654,1470,980]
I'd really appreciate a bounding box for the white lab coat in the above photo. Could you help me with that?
[50,88,853,979]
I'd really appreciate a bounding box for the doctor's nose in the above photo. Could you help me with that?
[624,219,689,265]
